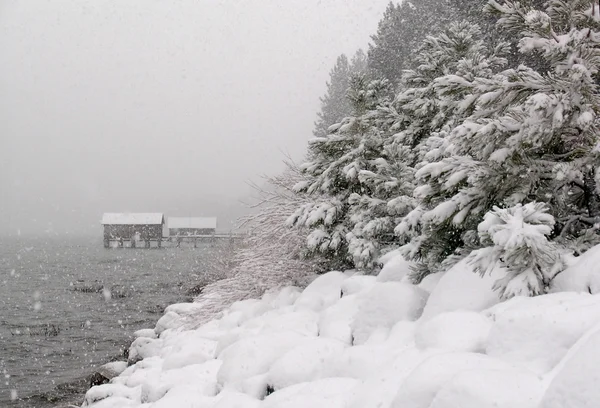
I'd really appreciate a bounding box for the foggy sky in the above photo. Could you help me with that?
[0,0,390,236]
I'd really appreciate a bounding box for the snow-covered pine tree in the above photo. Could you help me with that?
[313,51,369,139]
[367,0,456,85]
[410,0,600,291]
[313,54,352,139]
[378,21,510,279]
[288,75,395,271]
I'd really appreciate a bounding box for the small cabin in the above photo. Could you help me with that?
[168,217,217,237]
[102,213,165,248]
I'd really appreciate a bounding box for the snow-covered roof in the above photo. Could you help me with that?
[101,213,164,225]
[168,217,217,230]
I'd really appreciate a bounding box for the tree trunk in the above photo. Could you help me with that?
[583,167,600,218]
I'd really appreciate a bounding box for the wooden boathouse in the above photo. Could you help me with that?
[102,213,165,248]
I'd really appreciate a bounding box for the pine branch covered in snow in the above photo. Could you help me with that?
[468,202,563,299]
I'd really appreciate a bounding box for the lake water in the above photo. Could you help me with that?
[0,236,224,407]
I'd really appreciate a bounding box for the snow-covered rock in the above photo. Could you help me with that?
[294,271,347,311]
[351,282,428,345]
[267,337,347,390]
[430,368,544,408]
[484,292,600,374]
[417,272,443,293]
[377,253,414,283]
[415,311,491,353]
[241,308,319,337]
[133,328,156,339]
[262,377,359,408]
[420,258,502,320]
[318,294,360,345]
[155,311,184,335]
[390,352,517,408]
[213,390,261,408]
[346,348,440,408]
[96,361,128,380]
[322,343,399,380]
[539,323,600,408]
[216,331,306,388]
[341,274,376,296]
[127,337,163,364]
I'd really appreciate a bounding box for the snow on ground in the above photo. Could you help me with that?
[82,247,600,408]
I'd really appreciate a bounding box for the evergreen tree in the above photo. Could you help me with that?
[313,51,369,139]
[288,75,394,270]
[367,1,456,85]
[313,54,352,138]
[380,21,510,280]
[408,0,600,291]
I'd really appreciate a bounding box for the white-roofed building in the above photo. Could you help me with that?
[101,213,165,248]
[168,217,217,236]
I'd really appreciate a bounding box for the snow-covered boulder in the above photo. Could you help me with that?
[430,368,544,408]
[155,311,184,335]
[133,328,157,339]
[390,352,517,408]
[217,331,306,388]
[127,337,163,364]
[139,361,220,403]
[96,361,128,380]
[242,308,319,337]
[539,324,600,408]
[267,337,347,390]
[164,302,206,316]
[417,272,443,293]
[264,286,303,308]
[341,274,376,296]
[550,244,600,294]
[145,385,216,408]
[351,282,428,345]
[385,320,416,349]
[212,390,261,408]
[346,348,439,408]
[82,383,142,407]
[415,311,492,353]
[262,377,359,408]
[294,271,347,312]
[377,253,414,283]
[484,292,600,374]
[420,258,502,320]
[322,343,399,380]
[318,294,360,345]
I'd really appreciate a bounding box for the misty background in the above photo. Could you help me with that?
[0,0,389,236]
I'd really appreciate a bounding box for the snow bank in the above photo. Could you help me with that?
[421,258,502,320]
[84,269,600,408]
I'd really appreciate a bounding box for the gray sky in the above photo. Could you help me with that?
[0,0,390,236]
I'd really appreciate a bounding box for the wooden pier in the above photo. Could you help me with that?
[103,233,245,249]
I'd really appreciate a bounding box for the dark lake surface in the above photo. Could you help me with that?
[0,236,222,407]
